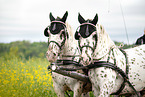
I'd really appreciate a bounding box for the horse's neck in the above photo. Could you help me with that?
[63,23,79,55]
[64,37,78,54]
[94,33,125,66]
[59,23,80,61]
[94,28,116,61]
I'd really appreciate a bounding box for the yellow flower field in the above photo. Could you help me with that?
[0,57,114,97]
[0,57,56,97]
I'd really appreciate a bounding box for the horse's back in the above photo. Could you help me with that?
[123,44,145,91]
[125,44,145,58]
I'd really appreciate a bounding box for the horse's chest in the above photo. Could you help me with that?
[89,67,116,83]
[52,72,65,84]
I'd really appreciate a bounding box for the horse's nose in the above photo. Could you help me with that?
[53,53,56,56]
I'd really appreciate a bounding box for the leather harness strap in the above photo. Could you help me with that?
[48,48,139,97]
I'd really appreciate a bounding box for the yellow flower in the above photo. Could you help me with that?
[34,89,37,91]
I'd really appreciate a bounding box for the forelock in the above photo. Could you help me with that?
[86,19,92,23]
[56,17,61,21]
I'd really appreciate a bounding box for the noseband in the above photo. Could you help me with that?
[47,21,68,50]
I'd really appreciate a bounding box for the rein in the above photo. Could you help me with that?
[48,47,139,97]
[48,58,139,97]
[47,21,139,96]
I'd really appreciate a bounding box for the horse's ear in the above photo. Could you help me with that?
[49,12,55,22]
[61,11,68,23]
[92,13,98,25]
[78,13,85,24]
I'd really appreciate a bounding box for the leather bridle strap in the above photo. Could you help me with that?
[47,21,68,50]
[48,41,62,50]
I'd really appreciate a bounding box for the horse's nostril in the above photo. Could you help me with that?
[53,53,56,56]
[46,52,48,56]
[46,51,50,55]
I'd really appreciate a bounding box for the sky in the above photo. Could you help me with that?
[0,0,145,44]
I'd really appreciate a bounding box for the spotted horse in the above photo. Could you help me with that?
[44,11,91,97]
[75,13,145,97]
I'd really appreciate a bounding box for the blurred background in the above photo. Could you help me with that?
[0,0,145,44]
[0,0,145,96]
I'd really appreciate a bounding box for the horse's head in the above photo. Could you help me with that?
[75,13,98,65]
[44,11,68,62]
[75,13,114,65]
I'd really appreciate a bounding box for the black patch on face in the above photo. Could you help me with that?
[79,21,96,38]
[49,22,65,35]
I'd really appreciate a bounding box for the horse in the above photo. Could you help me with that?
[75,13,145,97]
[44,11,91,97]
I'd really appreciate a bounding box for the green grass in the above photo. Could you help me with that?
[0,57,117,97]
[0,57,56,97]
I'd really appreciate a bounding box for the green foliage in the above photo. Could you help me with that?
[0,40,131,96]
[0,57,56,97]
[0,41,48,60]
[0,40,134,60]
[114,41,134,49]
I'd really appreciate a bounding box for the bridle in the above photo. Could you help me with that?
[46,21,82,62]
[76,22,97,53]
[47,22,139,97]
[76,23,135,95]
[47,21,68,50]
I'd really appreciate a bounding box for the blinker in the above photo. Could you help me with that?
[44,27,49,37]
[75,22,97,39]
[49,21,66,35]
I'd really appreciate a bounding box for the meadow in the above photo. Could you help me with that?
[0,41,131,97]
[0,57,57,97]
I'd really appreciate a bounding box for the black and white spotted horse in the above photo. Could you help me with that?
[75,13,145,97]
[44,11,91,97]
[135,31,145,96]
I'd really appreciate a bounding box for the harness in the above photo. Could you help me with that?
[48,48,139,97]
[47,21,69,54]
[76,22,138,96]
[75,23,97,53]
[47,22,139,96]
